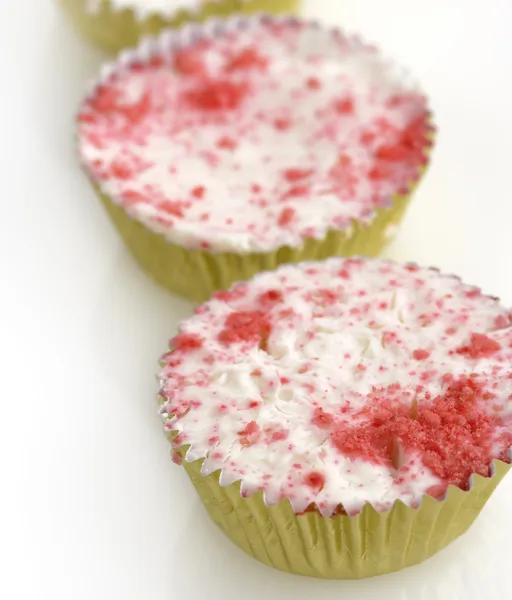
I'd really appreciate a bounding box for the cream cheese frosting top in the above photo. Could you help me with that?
[159,258,512,516]
[77,19,432,253]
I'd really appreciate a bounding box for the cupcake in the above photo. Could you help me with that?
[62,0,300,54]
[158,257,512,579]
[77,16,434,302]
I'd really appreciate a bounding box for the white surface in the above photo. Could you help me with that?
[1,1,512,598]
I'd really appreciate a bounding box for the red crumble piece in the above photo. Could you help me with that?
[88,85,121,113]
[216,136,238,150]
[157,200,185,218]
[184,79,249,111]
[283,168,313,183]
[465,288,481,298]
[368,164,390,181]
[401,115,429,151]
[171,332,203,352]
[278,207,296,227]
[282,184,310,199]
[218,311,271,347]
[375,143,411,162]
[335,97,354,114]
[274,117,291,131]
[306,76,322,89]
[109,160,135,180]
[413,349,430,360]
[191,186,205,199]
[312,408,335,429]
[304,471,325,491]
[225,47,269,72]
[238,421,261,447]
[259,289,284,305]
[456,333,501,359]
[268,427,289,443]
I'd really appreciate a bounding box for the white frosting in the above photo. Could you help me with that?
[159,258,512,516]
[85,0,231,18]
[78,20,432,253]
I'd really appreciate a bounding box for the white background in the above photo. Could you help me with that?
[2,0,512,598]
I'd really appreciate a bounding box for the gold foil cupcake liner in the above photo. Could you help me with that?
[173,441,510,579]
[60,0,301,54]
[79,15,435,302]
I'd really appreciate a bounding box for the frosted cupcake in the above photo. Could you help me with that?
[159,257,512,578]
[61,0,300,54]
[77,16,434,301]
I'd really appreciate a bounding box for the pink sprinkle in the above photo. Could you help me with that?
[278,207,296,226]
[191,185,205,199]
[304,471,325,491]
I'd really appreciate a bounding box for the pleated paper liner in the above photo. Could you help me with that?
[97,181,420,303]
[174,442,510,579]
[61,0,300,54]
[78,15,435,302]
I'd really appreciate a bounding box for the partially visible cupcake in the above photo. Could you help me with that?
[158,257,512,579]
[77,16,434,302]
[61,0,300,54]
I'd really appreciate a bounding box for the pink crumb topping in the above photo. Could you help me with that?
[329,376,512,493]
[413,348,430,360]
